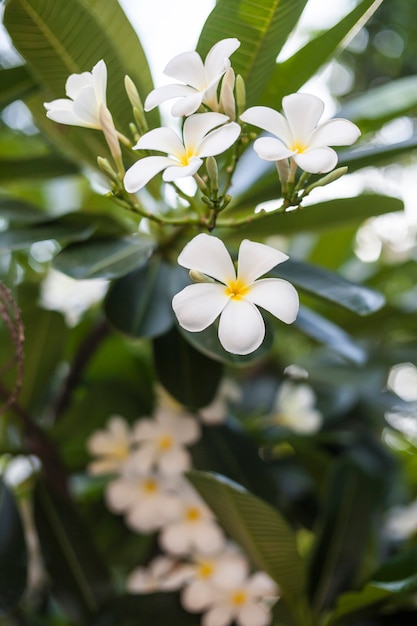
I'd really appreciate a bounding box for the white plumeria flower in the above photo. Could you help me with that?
[240,92,360,174]
[144,38,240,117]
[127,556,191,593]
[172,234,299,355]
[184,543,250,587]
[199,379,241,425]
[127,407,200,475]
[44,59,107,129]
[86,416,133,475]
[124,112,240,193]
[105,472,182,533]
[182,561,279,626]
[270,381,323,434]
[159,484,225,556]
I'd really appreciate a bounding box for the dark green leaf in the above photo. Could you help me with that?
[339,134,417,172]
[188,471,307,605]
[33,479,115,623]
[274,259,385,315]
[0,479,27,615]
[104,259,185,339]
[0,197,54,224]
[53,235,156,280]
[0,217,95,251]
[153,326,222,410]
[295,306,366,364]
[0,64,38,109]
[197,0,308,107]
[0,154,79,182]
[91,593,199,626]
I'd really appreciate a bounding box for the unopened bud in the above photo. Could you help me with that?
[276,160,290,190]
[206,156,218,191]
[235,75,246,116]
[125,75,148,133]
[99,103,124,175]
[219,68,236,120]
[303,166,348,195]
[97,156,119,183]
[189,269,215,283]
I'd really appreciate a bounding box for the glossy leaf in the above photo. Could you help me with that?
[261,0,383,105]
[53,235,156,280]
[0,64,37,109]
[153,326,223,410]
[0,153,78,182]
[197,0,308,107]
[188,471,309,620]
[0,217,95,251]
[33,479,115,623]
[273,259,385,315]
[0,480,27,614]
[104,259,185,339]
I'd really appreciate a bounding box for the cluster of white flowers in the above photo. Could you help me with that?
[44,38,361,357]
[86,390,279,626]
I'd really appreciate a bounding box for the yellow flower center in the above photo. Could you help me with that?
[185,506,202,522]
[158,434,174,450]
[289,141,307,154]
[179,146,195,166]
[143,478,158,493]
[111,444,130,460]
[225,277,250,300]
[197,560,214,579]
[230,589,248,606]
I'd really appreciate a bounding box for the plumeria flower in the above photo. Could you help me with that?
[240,92,360,174]
[172,234,299,355]
[123,112,240,193]
[270,381,323,434]
[44,59,107,129]
[159,483,225,556]
[127,555,191,593]
[184,544,249,587]
[198,379,241,425]
[127,407,201,475]
[86,416,133,475]
[182,560,279,626]
[105,471,182,532]
[144,38,240,117]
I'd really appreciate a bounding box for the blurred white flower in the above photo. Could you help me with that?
[144,38,240,116]
[44,60,107,129]
[240,93,360,174]
[172,234,299,355]
[105,472,182,532]
[384,500,417,540]
[184,543,249,587]
[159,484,225,555]
[199,379,241,425]
[270,381,323,434]
[87,416,133,476]
[128,407,201,475]
[127,555,191,593]
[124,112,240,192]
[182,560,278,626]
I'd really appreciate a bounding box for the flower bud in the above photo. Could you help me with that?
[235,75,246,117]
[189,270,215,283]
[99,104,124,175]
[219,68,236,120]
[125,75,148,133]
[206,156,218,192]
[97,156,119,183]
[303,166,348,195]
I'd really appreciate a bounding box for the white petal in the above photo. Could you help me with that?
[159,447,192,474]
[183,113,230,150]
[192,522,225,553]
[45,106,88,127]
[294,146,338,173]
[246,572,278,596]
[218,299,265,355]
[171,92,205,117]
[240,106,292,145]
[65,71,92,99]
[125,445,155,474]
[237,240,288,284]
[203,606,235,626]
[309,118,361,147]
[205,38,240,80]
[105,479,136,512]
[172,283,228,332]
[282,93,324,144]
[72,86,100,126]
[162,157,202,182]
[177,233,236,283]
[247,278,299,324]
[124,156,174,192]
[252,136,294,161]
[238,603,271,626]
[198,122,241,157]
[91,59,107,105]
[144,84,196,111]
[164,50,206,88]
[135,127,185,156]
[159,522,190,554]
[182,581,215,612]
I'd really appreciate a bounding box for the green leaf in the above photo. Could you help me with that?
[217,194,404,235]
[274,259,385,315]
[90,593,199,626]
[188,471,308,608]
[0,197,55,223]
[53,235,156,280]
[308,458,378,613]
[33,479,115,623]
[197,0,308,107]
[0,216,95,251]
[0,64,38,109]
[0,153,79,182]
[104,259,185,339]
[261,0,383,104]
[153,326,223,410]
[295,306,366,364]
[0,479,27,615]
[339,134,417,172]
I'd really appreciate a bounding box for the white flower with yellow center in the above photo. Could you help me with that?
[127,556,191,593]
[44,60,107,129]
[172,234,299,355]
[105,472,182,532]
[144,38,240,117]
[270,381,323,434]
[86,416,133,475]
[240,92,360,174]
[123,112,240,193]
[181,559,278,626]
[128,407,201,475]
